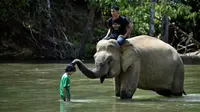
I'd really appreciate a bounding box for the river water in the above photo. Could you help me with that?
[0,63,200,112]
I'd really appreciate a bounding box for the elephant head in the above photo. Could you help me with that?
[72,39,137,83]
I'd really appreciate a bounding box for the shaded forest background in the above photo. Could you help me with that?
[0,0,199,60]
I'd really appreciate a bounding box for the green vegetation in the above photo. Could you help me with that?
[0,0,199,60]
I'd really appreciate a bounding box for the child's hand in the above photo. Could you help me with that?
[65,98,70,102]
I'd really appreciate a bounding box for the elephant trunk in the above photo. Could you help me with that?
[72,59,102,79]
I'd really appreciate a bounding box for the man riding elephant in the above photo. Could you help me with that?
[103,6,133,46]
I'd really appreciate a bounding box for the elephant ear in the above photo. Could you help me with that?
[121,40,138,72]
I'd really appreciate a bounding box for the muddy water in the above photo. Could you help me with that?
[0,63,200,112]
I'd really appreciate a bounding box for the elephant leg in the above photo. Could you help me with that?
[114,75,121,97]
[120,61,140,99]
[171,63,184,96]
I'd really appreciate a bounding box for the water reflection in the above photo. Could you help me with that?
[60,100,72,112]
[59,94,200,112]
[161,94,200,102]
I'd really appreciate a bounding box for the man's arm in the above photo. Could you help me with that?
[123,23,133,38]
[63,87,69,102]
[103,28,112,39]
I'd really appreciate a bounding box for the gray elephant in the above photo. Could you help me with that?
[72,35,186,99]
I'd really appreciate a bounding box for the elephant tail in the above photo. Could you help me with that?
[183,90,187,95]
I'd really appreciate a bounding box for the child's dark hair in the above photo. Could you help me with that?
[111,6,119,11]
[65,63,76,72]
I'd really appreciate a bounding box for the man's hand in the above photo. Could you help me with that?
[102,36,110,40]
[117,35,126,45]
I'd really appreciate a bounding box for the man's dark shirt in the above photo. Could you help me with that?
[108,16,129,39]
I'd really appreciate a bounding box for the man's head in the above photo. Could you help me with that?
[111,6,119,18]
[65,63,76,75]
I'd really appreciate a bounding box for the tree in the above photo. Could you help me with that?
[149,0,157,36]
[0,0,199,60]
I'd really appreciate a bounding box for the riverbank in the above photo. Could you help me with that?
[0,59,94,64]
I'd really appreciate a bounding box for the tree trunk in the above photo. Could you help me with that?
[46,0,51,29]
[161,15,169,43]
[180,51,200,64]
[149,0,157,36]
[78,6,96,59]
[47,0,51,18]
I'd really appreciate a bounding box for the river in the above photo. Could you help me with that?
[0,63,200,112]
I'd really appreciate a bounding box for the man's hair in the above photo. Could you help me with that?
[111,6,119,11]
[65,63,76,72]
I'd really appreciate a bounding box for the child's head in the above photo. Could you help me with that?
[65,63,76,75]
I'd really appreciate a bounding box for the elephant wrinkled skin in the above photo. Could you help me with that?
[72,35,185,99]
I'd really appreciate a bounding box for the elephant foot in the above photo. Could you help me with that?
[116,93,120,97]
[156,89,172,97]
[172,92,183,96]
[120,90,133,99]
[172,93,182,96]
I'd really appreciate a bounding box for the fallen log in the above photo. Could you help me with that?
[180,51,200,64]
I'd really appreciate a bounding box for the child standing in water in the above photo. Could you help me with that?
[59,63,76,102]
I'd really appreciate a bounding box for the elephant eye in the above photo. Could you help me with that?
[95,61,102,66]
[108,58,112,64]
[96,62,104,67]
[99,63,104,67]
[107,55,112,64]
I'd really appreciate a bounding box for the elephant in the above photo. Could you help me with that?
[72,35,186,99]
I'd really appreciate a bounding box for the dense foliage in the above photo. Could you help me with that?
[0,0,199,60]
